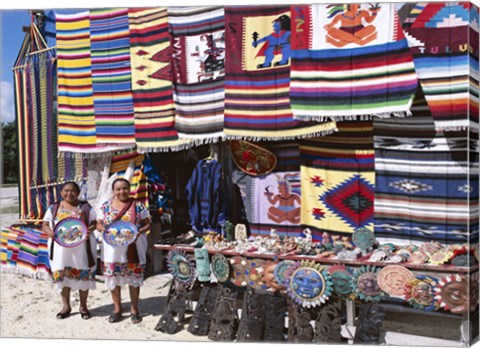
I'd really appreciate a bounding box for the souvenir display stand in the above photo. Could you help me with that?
[154,241,478,345]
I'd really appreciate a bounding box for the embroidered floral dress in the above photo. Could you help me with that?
[98,200,149,290]
[44,205,97,292]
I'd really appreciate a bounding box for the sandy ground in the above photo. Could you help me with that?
[0,271,209,341]
[0,271,223,348]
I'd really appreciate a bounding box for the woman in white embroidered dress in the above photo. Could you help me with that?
[96,178,150,324]
[42,181,97,320]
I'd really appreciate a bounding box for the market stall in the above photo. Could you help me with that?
[2,2,479,347]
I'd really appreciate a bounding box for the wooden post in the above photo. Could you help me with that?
[346,299,356,344]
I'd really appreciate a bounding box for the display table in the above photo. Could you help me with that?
[154,243,476,274]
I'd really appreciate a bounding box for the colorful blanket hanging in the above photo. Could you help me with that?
[90,8,136,147]
[470,4,479,133]
[266,141,301,172]
[56,12,97,153]
[405,2,470,131]
[14,67,34,219]
[128,8,190,152]
[110,152,148,205]
[373,90,476,244]
[168,6,225,143]
[290,4,418,121]
[223,6,336,140]
[300,122,375,241]
[27,52,57,186]
[233,170,303,238]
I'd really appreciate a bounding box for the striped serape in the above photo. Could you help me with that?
[169,6,225,143]
[470,4,480,244]
[0,227,51,279]
[56,12,97,154]
[405,2,471,131]
[290,4,418,121]
[128,8,190,152]
[300,122,375,241]
[110,152,148,206]
[16,228,40,278]
[90,8,135,147]
[470,4,479,133]
[264,141,300,172]
[233,170,303,239]
[1,228,11,269]
[374,90,478,244]
[5,227,23,271]
[224,6,336,141]
[37,232,52,279]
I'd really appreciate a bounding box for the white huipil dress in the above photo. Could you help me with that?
[97,200,149,290]
[44,205,97,293]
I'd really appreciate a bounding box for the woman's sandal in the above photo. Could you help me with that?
[108,312,122,323]
[130,313,142,324]
[56,310,71,319]
[80,309,91,320]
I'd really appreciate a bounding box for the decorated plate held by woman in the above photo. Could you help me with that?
[103,220,138,247]
[54,217,88,248]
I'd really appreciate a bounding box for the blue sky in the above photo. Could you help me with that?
[0,8,81,123]
[1,10,31,123]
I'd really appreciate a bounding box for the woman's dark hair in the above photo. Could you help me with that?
[61,181,80,193]
[111,177,131,190]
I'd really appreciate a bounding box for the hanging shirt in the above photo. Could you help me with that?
[185,159,226,234]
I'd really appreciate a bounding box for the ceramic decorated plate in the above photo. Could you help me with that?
[103,220,138,247]
[211,253,230,283]
[54,217,87,248]
[167,250,196,286]
[229,256,248,287]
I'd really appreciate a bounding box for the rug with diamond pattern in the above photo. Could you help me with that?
[299,121,375,240]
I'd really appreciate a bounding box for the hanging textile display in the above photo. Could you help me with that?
[233,170,303,238]
[223,6,336,140]
[14,66,34,219]
[300,122,375,241]
[405,2,470,132]
[168,6,225,143]
[90,8,136,147]
[13,21,52,220]
[109,152,148,205]
[128,8,189,152]
[267,142,300,172]
[185,159,226,234]
[373,90,475,244]
[469,4,480,246]
[56,12,97,154]
[470,4,480,130]
[27,50,57,186]
[289,3,418,121]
